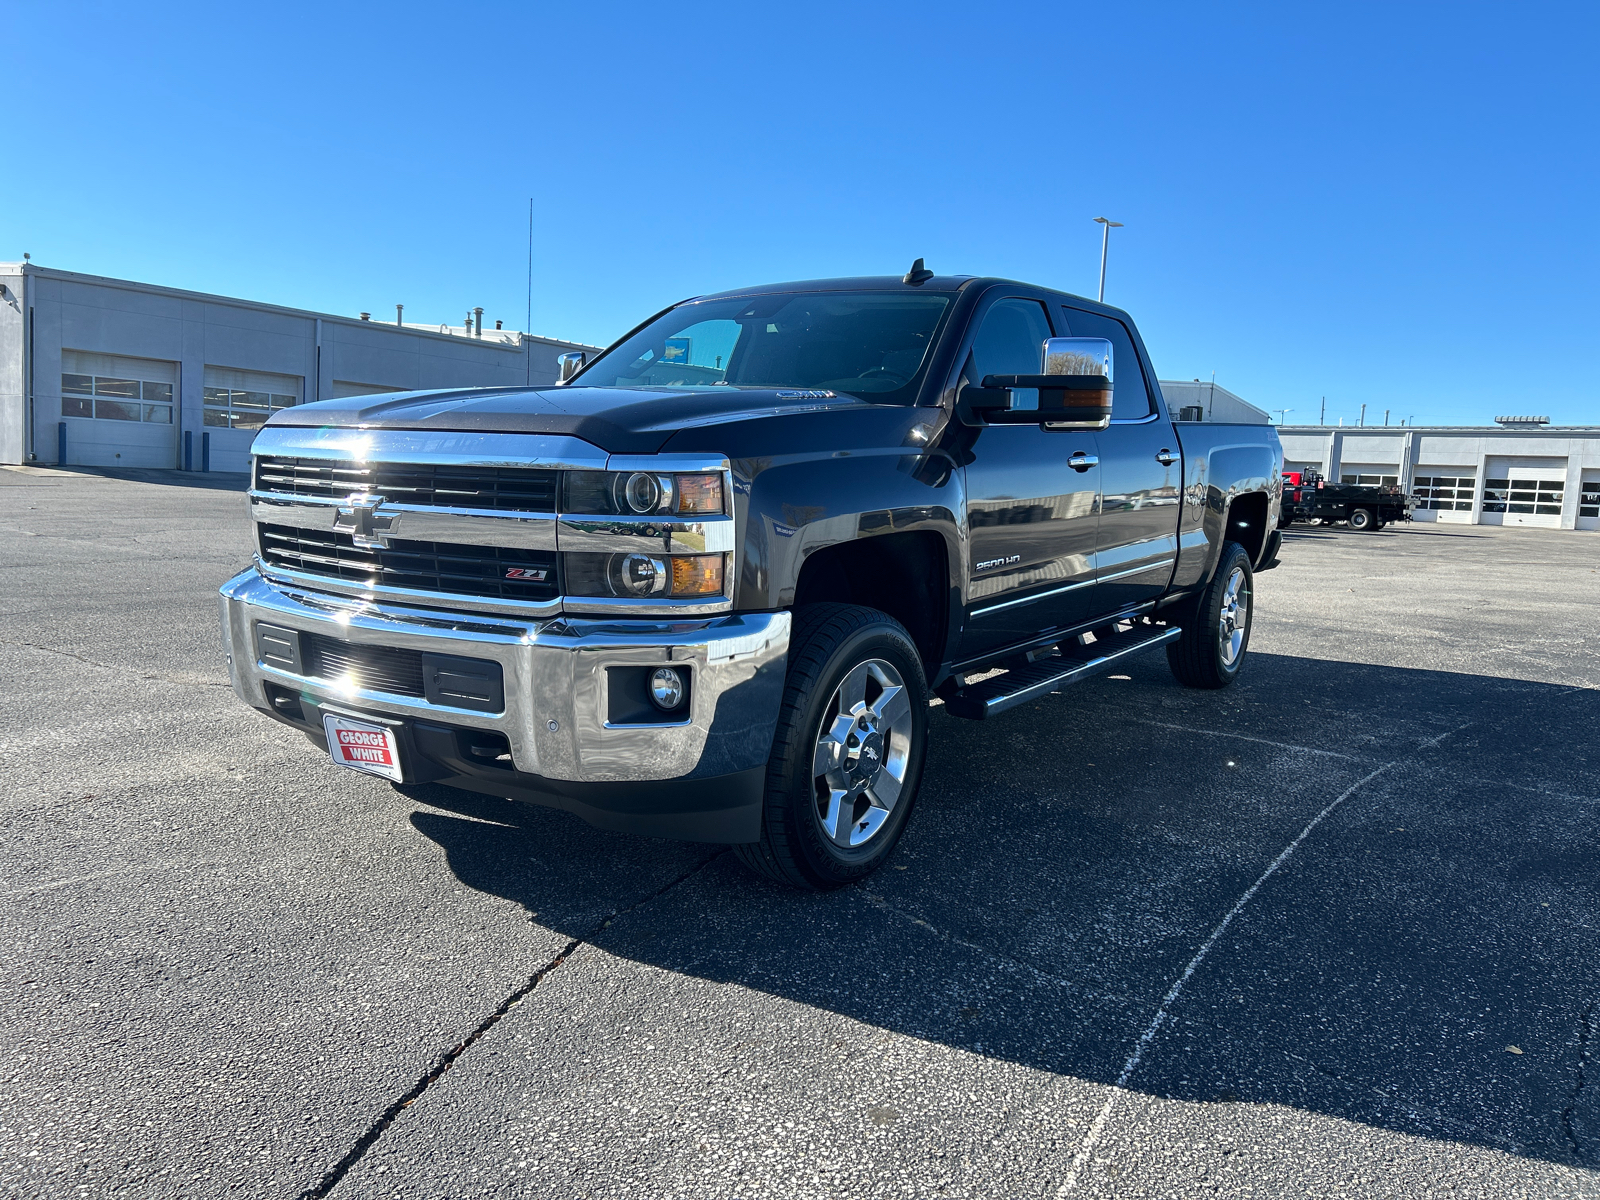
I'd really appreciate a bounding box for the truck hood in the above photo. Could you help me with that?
[266,385,877,454]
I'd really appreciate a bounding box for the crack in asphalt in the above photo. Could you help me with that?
[1055,722,1472,1195]
[1562,992,1597,1165]
[0,637,232,689]
[858,889,1139,1011]
[297,850,726,1200]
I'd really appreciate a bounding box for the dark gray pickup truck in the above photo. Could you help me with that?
[220,266,1282,889]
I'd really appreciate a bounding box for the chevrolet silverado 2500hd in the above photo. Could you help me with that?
[220,267,1282,889]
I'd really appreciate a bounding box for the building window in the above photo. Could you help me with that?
[1483,477,1563,515]
[1412,475,1476,511]
[203,367,303,430]
[1340,473,1399,486]
[60,372,174,425]
[1581,482,1599,518]
[202,388,299,429]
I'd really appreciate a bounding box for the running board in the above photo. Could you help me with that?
[941,625,1181,720]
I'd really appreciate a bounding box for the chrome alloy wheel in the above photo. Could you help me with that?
[812,658,914,849]
[1218,566,1250,667]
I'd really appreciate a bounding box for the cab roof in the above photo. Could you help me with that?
[690,274,1123,319]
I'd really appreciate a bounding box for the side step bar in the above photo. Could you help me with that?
[941,624,1182,720]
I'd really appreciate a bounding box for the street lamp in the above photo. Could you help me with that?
[1273,408,1294,425]
[1094,217,1123,302]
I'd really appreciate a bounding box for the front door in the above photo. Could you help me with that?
[1060,305,1180,612]
[958,296,1101,657]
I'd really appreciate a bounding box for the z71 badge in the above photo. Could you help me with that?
[504,567,549,581]
[974,555,1022,572]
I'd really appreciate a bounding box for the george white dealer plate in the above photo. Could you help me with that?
[323,714,404,782]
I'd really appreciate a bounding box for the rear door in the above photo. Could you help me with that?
[957,294,1101,656]
[1060,305,1180,612]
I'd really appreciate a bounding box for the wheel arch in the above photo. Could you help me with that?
[792,529,951,679]
[1224,491,1270,564]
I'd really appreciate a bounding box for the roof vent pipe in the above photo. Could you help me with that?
[396,304,403,326]
[473,307,484,338]
[359,312,371,321]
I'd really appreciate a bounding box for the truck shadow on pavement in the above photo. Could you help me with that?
[402,650,1599,1170]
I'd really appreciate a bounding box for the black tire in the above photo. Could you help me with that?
[1348,507,1375,531]
[1166,542,1254,690]
[734,604,930,890]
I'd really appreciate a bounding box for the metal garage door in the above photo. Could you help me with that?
[1481,456,1566,528]
[203,366,305,474]
[59,351,179,469]
[1579,470,1599,532]
[1411,468,1477,523]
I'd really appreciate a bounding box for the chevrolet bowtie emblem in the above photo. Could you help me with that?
[335,493,396,549]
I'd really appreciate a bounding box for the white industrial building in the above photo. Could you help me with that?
[0,262,599,474]
[1158,380,1271,425]
[1279,421,1600,532]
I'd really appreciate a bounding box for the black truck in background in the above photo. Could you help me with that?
[222,266,1284,889]
[1280,470,1412,531]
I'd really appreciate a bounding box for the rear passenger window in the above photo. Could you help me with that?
[1059,307,1153,420]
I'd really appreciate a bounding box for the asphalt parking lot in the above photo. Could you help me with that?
[3,467,1597,1200]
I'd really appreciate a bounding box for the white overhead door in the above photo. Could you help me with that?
[1578,470,1599,532]
[331,380,402,398]
[1338,462,1400,486]
[204,366,304,473]
[1481,456,1566,528]
[1411,468,1476,524]
[59,351,179,469]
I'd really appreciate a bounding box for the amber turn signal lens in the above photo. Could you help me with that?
[670,554,724,597]
[674,473,723,515]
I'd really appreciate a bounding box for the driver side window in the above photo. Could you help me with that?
[968,298,1052,410]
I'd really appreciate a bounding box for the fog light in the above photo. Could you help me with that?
[649,666,686,711]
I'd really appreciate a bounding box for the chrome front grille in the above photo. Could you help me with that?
[258,524,560,603]
[255,456,559,512]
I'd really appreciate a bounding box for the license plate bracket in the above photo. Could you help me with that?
[322,714,404,783]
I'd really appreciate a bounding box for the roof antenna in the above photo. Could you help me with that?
[902,257,934,285]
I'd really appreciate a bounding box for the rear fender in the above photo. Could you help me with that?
[1171,443,1280,590]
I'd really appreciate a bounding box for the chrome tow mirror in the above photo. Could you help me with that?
[556,351,587,384]
[960,337,1114,429]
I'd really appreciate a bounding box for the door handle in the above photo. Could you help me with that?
[1156,449,1179,466]
[1068,452,1099,473]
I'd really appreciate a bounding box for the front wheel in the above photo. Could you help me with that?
[1167,542,1254,689]
[734,604,930,890]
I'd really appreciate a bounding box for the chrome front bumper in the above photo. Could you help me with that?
[218,568,791,784]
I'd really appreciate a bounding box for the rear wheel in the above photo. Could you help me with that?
[1167,542,1253,689]
[1348,507,1375,531]
[734,604,929,890]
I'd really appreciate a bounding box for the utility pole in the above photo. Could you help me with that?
[1320,396,1326,424]
[1359,403,1367,427]
[1094,217,1123,302]
[1384,409,1390,426]
[526,198,535,385]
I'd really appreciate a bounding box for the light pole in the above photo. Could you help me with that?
[1273,408,1294,425]
[1094,217,1123,302]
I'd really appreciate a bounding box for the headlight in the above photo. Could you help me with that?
[564,552,726,599]
[564,471,724,516]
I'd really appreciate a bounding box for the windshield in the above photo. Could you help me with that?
[572,291,953,402]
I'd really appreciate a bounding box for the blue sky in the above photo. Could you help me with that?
[4,1,1596,427]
